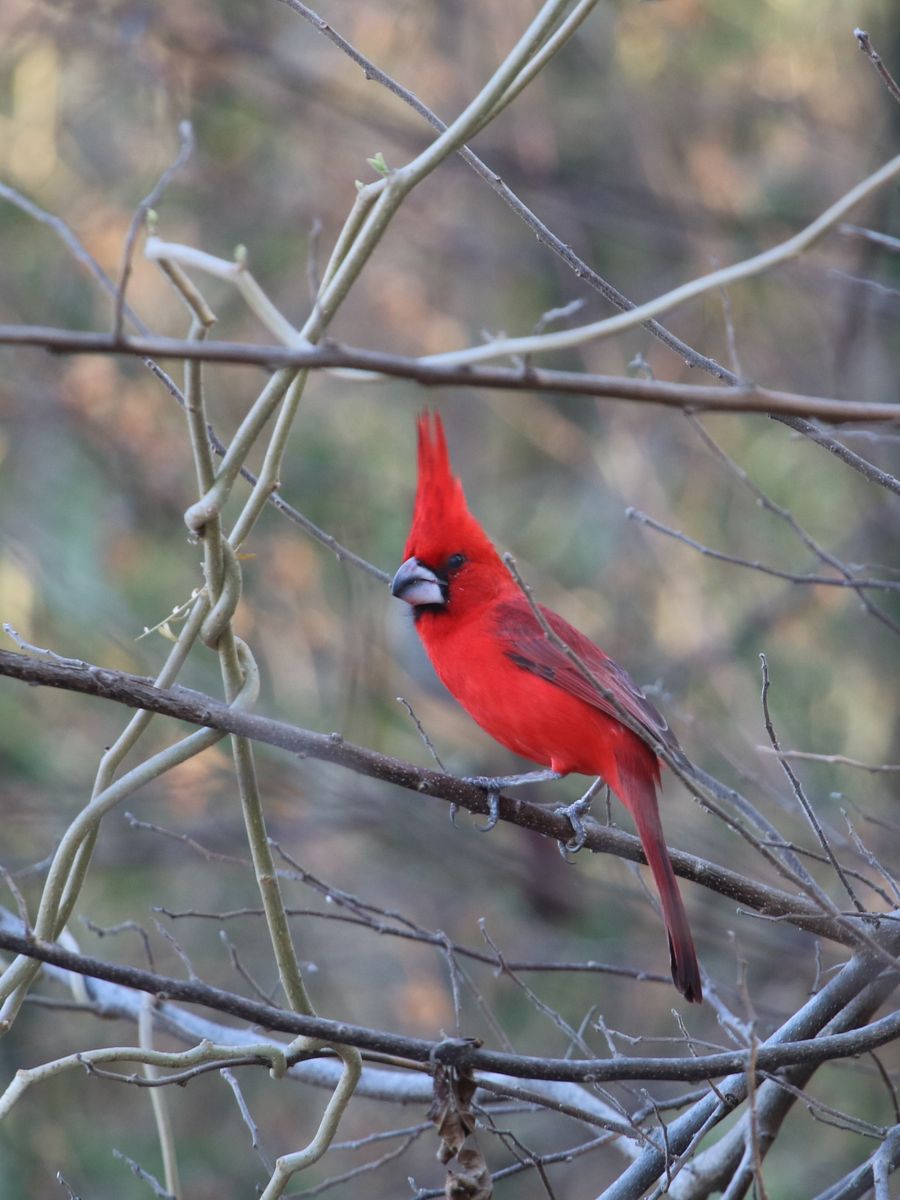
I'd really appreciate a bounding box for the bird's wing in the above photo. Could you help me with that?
[494,597,684,759]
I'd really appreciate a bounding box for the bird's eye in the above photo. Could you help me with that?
[447,553,466,572]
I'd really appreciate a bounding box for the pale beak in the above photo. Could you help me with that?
[391,556,445,607]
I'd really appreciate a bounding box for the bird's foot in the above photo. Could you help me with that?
[462,769,563,832]
[480,789,502,833]
[555,778,604,860]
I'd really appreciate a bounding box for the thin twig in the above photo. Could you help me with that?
[56,1174,80,1200]
[219,929,280,1006]
[479,919,594,1059]
[757,748,900,773]
[759,654,866,915]
[840,223,900,254]
[221,1067,275,1174]
[82,917,155,973]
[396,696,447,770]
[289,1130,424,1197]
[855,29,900,106]
[841,813,900,905]
[111,1149,175,1200]
[160,902,672,984]
[113,121,195,339]
[0,867,31,936]
[626,509,900,591]
[682,414,900,635]
[416,153,900,368]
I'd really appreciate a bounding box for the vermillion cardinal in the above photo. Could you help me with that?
[391,412,702,1003]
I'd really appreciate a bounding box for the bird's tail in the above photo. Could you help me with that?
[614,749,703,1004]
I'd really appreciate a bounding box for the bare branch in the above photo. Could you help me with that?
[840,223,900,254]
[855,29,900,106]
[597,947,900,1199]
[0,646,879,947]
[759,654,866,915]
[111,1149,175,1200]
[2,323,899,425]
[113,121,195,339]
[757,748,900,774]
[810,1124,900,1200]
[626,509,900,592]
[0,926,897,1085]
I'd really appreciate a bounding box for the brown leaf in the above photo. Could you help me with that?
[428,1062,477,1162]
[428,1063,492,1197]
[446,1143,492,1200]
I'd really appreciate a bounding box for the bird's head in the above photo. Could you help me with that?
[391,411,506,619]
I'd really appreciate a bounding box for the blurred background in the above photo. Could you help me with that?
[0,1,898,1196]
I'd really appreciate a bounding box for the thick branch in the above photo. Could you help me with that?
[1,325,897,423]
[0,648,887,947]
[0,927,896,1085]
[601,947,900,1198]
[0,914,620,1123]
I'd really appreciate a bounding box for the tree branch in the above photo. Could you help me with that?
[0,647,890,948]
[1,324,897,423]
[0,926,896,1085]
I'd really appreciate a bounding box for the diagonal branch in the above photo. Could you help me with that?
[0,647,891,948]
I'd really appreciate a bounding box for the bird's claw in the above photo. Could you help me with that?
[462,776,504,832]
[554,792,594,860]
[478,791,501,833]
[462,770,563,833]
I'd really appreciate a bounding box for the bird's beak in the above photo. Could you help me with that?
[391,556,445,607]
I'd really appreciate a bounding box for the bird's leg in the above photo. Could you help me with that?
[555,777,605,860]
[462,769,563,832]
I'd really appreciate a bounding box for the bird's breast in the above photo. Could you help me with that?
[416,609,621,777]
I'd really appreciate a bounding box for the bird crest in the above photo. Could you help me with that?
[406,411,496,566]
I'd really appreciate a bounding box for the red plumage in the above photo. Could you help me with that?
[392,412,702,1003]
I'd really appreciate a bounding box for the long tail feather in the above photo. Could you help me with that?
[615,750,702,1004]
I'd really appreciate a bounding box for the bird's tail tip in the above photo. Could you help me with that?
[669,934,703,1004]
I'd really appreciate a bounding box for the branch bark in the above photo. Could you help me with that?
[0,926,896,1086]
[0,647,883,948]
[2,324,898,423]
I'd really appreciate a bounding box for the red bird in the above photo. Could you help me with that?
[391,412,702,1003]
